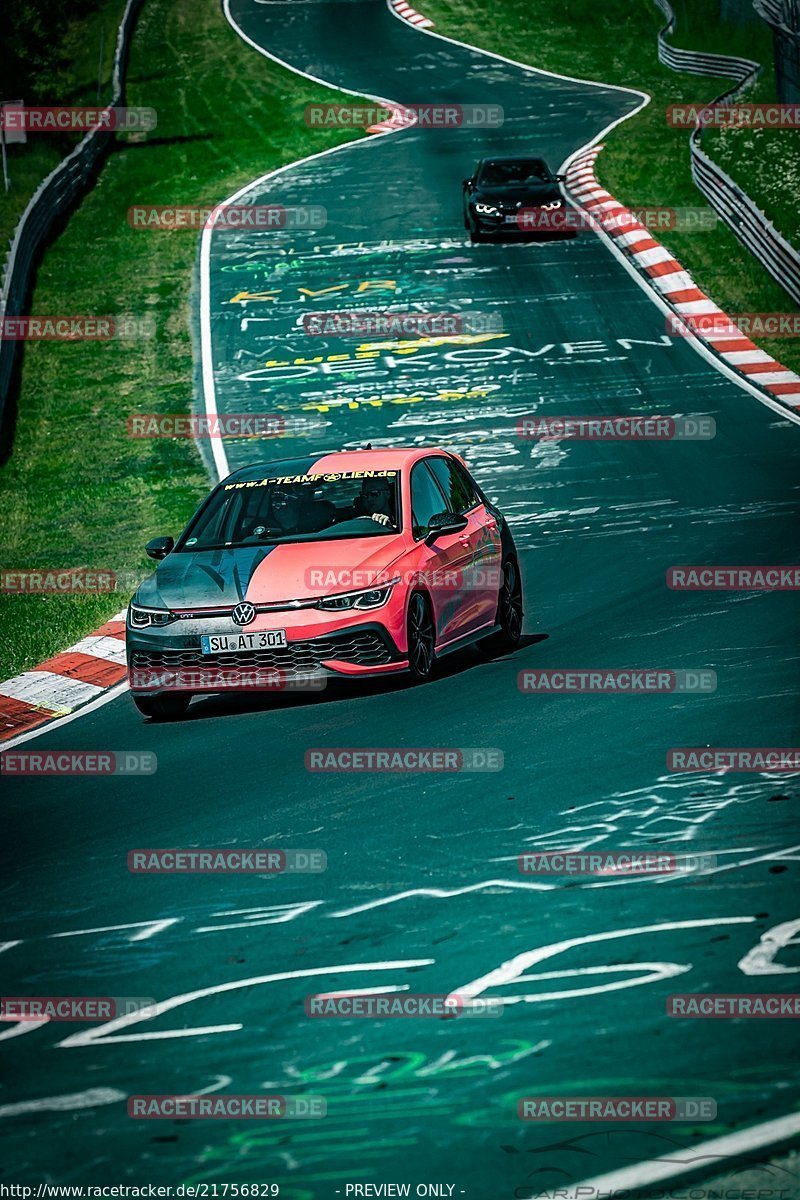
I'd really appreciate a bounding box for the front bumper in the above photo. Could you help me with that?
[471,207,576,238]
[126,619,408,694]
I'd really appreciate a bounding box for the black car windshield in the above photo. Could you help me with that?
[479,159,552,186]
[176,469,401,550]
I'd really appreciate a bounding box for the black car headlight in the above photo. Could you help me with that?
[475,202,501,216]
[129,602,177,628]
[541,199,562,211]
[315,580,398,612]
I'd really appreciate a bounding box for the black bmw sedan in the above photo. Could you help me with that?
[462,156,570,242]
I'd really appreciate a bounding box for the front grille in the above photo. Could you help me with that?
[131,631,393,674]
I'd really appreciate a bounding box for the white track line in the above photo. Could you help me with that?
[538,1110,800,1199]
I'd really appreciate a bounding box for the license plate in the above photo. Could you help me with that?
[201,630,287,654]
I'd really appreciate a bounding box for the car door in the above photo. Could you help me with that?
[409,458,474,645]
[426,455,502,633]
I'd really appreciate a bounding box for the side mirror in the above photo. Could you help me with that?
[425,511,468,545]
[145,536,174,561]
[462,178,473,188]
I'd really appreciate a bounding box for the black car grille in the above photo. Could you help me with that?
[131,631,393,674]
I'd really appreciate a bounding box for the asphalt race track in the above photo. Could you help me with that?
[3,2,800,1196]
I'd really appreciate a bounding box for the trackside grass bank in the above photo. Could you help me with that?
[0,0,128,250]
[0,0,363,681]
[421,0,800,375]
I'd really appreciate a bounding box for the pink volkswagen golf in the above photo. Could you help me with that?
[127,448,523,719]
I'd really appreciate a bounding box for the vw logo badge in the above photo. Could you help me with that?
[232,601,256,626]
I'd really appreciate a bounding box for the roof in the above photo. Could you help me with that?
[478,154,547,162]
[225,446,445,484]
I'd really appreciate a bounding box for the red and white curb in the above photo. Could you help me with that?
[565,146,800,415]
[366,102,419,136]
[0,611,127,743]
[389,0,434,28]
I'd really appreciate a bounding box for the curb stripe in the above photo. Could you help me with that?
[389,0,433,28]
[0,697,52,738]
[0,671,104,712]
[661,287,707,304]
[0,614,129,744]
[565,146,800,418]
[35,653,127,690]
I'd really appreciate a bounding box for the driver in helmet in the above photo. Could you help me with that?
[259,484,334,536]
[358,476,395,527]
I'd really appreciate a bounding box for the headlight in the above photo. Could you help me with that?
[541,199,562,211]
[475,202,500,216]
[316,580,398,612]
[129,602,176,628]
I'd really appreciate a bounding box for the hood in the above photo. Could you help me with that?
[474,182,560,205]
[134,537,407,610]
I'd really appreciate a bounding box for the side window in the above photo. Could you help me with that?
[426,456,476,515]
[451,459,480,509]
[410,461,448,540]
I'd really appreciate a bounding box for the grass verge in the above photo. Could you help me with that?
[0,0,363,681]
[0,0,129,251]
[420,0,800,371]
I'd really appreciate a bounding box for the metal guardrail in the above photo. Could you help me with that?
[0,0,145,433]
[652,0,800,305]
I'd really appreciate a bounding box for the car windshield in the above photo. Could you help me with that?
[479,159,551,186]
[175,469,401,550]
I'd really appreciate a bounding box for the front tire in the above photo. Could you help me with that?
[132,693,191,721]
[406,592,436,682]
[483,558,523,652]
